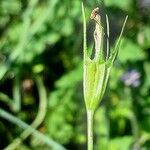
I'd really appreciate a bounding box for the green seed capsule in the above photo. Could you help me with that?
[82,3,128,112]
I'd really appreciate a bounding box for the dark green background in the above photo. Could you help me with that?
[0,0,150,149]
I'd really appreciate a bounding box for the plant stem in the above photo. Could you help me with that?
[0,108,66,150]
[87,110,94,150]
[13,75,21,112]
[4,76,47,150]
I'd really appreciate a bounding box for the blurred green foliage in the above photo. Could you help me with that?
[0,0,150,149]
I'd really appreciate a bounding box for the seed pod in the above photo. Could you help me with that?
[82,3,128,111]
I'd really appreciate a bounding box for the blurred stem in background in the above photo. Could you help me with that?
[0,108,66,150]
[12,74,21,112]
[124,87,140,149]
[4,76,47,150]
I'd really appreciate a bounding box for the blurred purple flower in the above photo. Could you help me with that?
[138,0,150,8]
[138,0,150,16]
[121,70,141,87]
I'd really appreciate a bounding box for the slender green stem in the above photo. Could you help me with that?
[87,110,94,150]
[0,108,66,150]
[130,114,140,149]
[4,76,47,150]
[13,75,21,112]
[0,92,14,107]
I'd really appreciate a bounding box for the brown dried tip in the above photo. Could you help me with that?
[90,7,99,20]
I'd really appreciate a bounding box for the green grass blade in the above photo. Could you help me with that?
[106,14,110,60]
[82,2,87,60]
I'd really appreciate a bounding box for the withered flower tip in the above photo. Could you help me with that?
[90,7,100,22]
